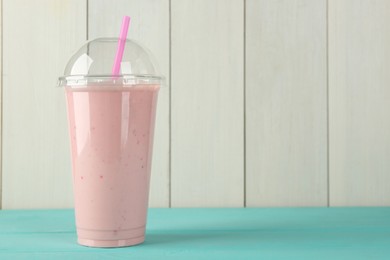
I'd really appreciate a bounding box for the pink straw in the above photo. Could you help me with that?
[112,16,131,76]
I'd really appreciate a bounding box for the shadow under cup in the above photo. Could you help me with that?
[65,84,160,248]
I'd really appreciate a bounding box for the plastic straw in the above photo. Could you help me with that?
[112,16,131,76]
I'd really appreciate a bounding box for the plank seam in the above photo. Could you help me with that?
[326,0,330,207]
[243,0,246,208]
[86,0,89,40]
[168,0,172,208]
[0,0,3,210]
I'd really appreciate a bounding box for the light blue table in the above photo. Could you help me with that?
[0,208,389,259]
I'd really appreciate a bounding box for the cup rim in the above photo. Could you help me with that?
[58,74,165,87]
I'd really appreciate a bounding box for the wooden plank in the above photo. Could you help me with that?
[171,0,244,207]
[329,0,390,206]
[2,0,86,208]
[88,0,170,207]
[246,0,328,207]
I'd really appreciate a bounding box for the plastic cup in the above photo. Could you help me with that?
[58,38,164,247]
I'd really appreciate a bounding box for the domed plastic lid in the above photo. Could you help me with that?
[58,38,164,87]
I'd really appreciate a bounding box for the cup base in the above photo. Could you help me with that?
[78,236,145,248]
[76,225,145,248]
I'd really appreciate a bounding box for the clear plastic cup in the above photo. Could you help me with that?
[58,38,164,247]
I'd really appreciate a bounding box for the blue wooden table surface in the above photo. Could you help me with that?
[0,208,389,259]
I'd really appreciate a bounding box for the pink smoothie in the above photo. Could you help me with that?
[65,84,159,247]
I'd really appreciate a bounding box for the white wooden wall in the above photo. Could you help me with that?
[171,0,244,207]
[329,0,390,206]
[1,0,390,209]
[246,0,328,207]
